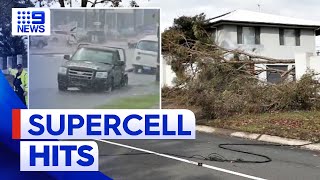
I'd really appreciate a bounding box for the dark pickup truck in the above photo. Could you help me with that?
[57,44,128,92]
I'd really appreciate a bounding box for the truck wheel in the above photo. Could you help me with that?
[134,66,142,74]
[124,75,128,86]
[121,75,128,87]
[58,84,68,91]
[152,68,157,75]
[106,78,114,92]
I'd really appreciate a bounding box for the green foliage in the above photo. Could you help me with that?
[162,13,219,83]
[97,94,159,109]
[170,13,208,40]
[163,61,320,119]
[129,0,139,7]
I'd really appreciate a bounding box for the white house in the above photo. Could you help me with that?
[162,10,320,87]
[209,9,320,83]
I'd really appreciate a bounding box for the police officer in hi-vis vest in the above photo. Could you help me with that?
[8,64,28,106]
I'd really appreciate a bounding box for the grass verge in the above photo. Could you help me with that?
[162,101,320,142]
[98,94,160,109]
[208,111,320,142]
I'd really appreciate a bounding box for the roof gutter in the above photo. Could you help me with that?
[315,27,320,36]
[209,20,320,29]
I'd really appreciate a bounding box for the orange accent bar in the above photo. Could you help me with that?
[12,109,21,139]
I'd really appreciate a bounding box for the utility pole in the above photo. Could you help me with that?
[133,9,136,33]
[155,11,160,82]
[257,0,261,12]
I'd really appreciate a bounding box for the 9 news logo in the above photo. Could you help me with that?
[12,8,51,36]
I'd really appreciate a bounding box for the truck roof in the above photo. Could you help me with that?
[139,35,158,41]
[77,43,127,62]
[78,45,119,52]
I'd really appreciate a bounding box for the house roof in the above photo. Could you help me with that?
[209,10,320,28]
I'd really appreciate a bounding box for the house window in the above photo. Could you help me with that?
[279,28,300,46]
[266,65,288,84]
[211,30,216,42]
[237,26,260,45]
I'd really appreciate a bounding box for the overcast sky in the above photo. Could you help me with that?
[37,0,320,31]
[36,0,320,45]
[132,0,320,31]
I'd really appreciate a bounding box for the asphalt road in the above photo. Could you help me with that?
[97,132,320,180]
[29,43,159,109]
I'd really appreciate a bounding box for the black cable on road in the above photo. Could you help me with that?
[206,140,320,163]
[100,140,320,164]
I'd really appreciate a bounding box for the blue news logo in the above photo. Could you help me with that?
[17,10,45,33]
[12,8,51,36]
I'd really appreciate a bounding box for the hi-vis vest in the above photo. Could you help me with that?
[8,68,28,104]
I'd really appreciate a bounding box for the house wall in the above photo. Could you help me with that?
[161,57,176,87]
[216,24,316,59]
[295,53,320,80]
[162,25,318,86]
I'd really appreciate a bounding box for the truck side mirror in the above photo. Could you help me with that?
[116,61,125,66]
[64,55,70,60]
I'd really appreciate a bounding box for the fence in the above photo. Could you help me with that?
[0,55,28,74]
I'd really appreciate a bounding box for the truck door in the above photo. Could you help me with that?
[113,53,123,86]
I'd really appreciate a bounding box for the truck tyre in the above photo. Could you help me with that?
[134,65,142,74]
[121,75,128,87]
[58,84,68,91]
[106,78,114,92]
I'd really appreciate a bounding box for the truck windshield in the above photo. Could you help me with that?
[71,48,114,64]
[137,40,158,52]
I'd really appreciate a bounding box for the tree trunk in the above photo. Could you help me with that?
[81,0,88,7]
[133,9,136,32]
[58,0,65,7]
[91,0,97,7]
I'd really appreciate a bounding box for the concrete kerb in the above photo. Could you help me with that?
[196,125,320,152]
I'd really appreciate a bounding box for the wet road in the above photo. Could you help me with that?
[29,43,159,109]
[97,132,320,180]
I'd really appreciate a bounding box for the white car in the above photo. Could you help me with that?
[132,35,159,74]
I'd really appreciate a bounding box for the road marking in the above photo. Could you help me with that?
[96,139,267,180]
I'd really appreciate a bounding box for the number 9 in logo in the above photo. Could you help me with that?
[32,11,45,24]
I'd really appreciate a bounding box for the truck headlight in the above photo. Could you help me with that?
[58,67,67,74]
[96,72,108,78]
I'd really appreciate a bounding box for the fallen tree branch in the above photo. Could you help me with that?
[163,36,296,65]
[281,66,296,78]
[223,60,295,64]
[186,38,295,63]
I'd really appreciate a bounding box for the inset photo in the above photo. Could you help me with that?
[0,0,30,108]
[29,8,160,109]
[0,52,29,106]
